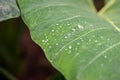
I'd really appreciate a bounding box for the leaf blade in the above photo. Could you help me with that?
[18,0,120,80]
[0,0,20,22]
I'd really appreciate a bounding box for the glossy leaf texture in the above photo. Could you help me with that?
[18,0,120,80]
[0,0,20,22]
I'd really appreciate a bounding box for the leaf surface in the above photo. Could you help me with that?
[18,0,120,80]
[0,0,20,21]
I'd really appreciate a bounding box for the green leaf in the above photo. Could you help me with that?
[18,0,120,80]
[0,0,20,22]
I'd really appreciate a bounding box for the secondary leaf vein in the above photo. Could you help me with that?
[52,27,106,61]
[78,41,120,76]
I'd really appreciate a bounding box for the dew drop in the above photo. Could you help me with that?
[67,33,71,36]
[72,28,76,32]
[64,36,68,39]
[104,55,107,59]
[42,40,45,42]
[107,38,110,41]
[95,40,98,43]
[56,23,59,25]
[100,36,103,39]
[81,39,84,42]
[78,24,83,29]
[68,50,71,54]
[86,42,89,45]
[77,42,80,45]
[52,29,54,32]
[89,39,91,42]
[75,47,78,50]
[67,23,70,26]
[89,24,93,27]
[56,43,59,45]
[59,26,62,28]
[65,48,67,51]
[49,46,52,48]
[68,45,72,49]
[56,30,59,32]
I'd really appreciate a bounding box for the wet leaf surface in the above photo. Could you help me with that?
[18,0,120,80]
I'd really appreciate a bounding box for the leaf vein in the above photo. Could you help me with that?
[78,41,120,77]
[52,27,106,61]
[99,0,116,15]
[102,15,120,32]
[25,3,69,14]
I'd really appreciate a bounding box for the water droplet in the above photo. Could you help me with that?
[95,40,98,43]
[89,39,91,42]
[77,42,80,45]
[78,24,83,29]
[65,48,67,51]
[89,24,93,27]
[45,39,49,43]
[68,50,71,54]
[59,26,62,28]
[56,30,59,32]
[86,42,89,45]
[81,39,84,42]
[100,36,103,39]
[104,55,107,59]
[42,39,48,43]
[107,38,110,41]
[56,23,59,25]
[67,23,70,26]
[67,33,71,36]
[64,36,68,39]
[56,43,59,45]
[75,47,78,50]
[49,46,52,48]
[68,45,72,49]
[42,40,45,42]
[52,29,54,32]
[72,28,76,32]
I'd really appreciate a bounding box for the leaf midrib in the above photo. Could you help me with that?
[99,0,120,32]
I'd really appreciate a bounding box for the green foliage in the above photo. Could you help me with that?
[0,0,20,22]
[18,0,120,80]
[1,0,120,80]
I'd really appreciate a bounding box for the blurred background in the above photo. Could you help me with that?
[0,18,64,80]
[0,0,104,80]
